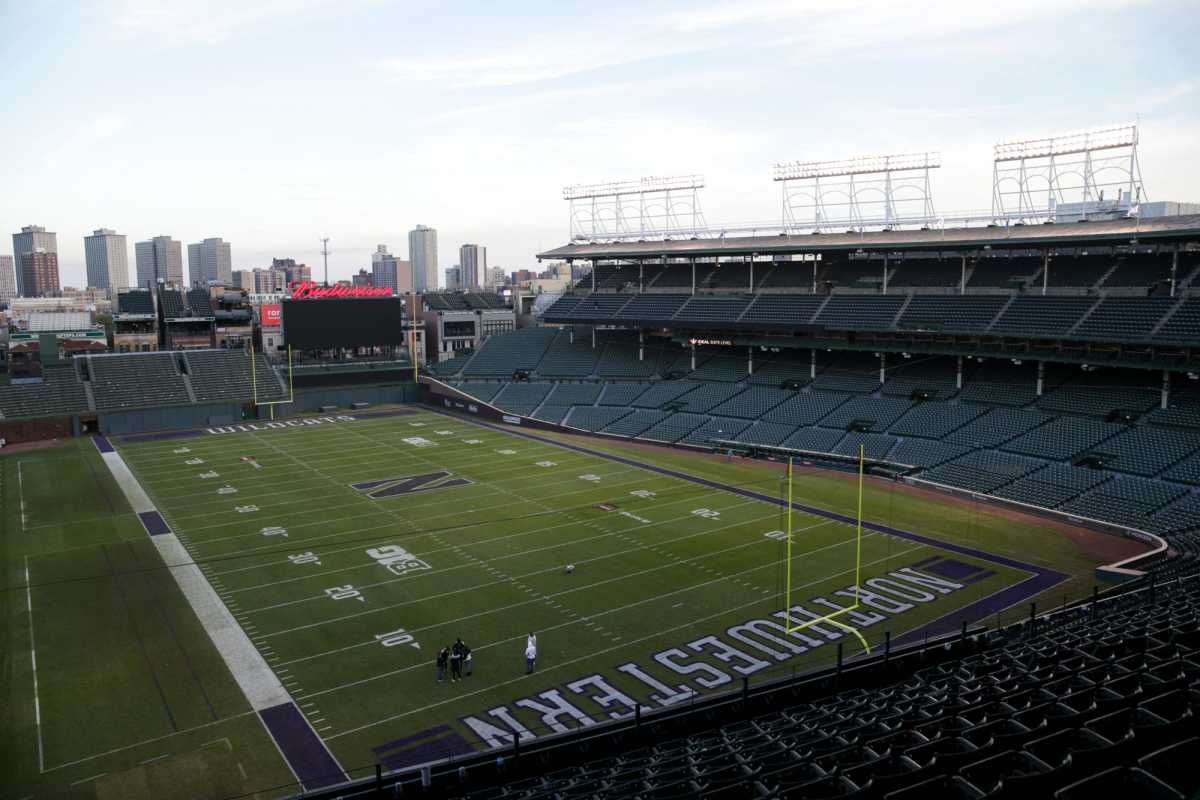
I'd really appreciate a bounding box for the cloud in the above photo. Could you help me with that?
[377,0,1144,91]
[107,0,366,45]
[44,113,129,168]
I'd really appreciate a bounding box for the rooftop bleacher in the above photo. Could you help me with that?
[116,290,154,315]
[185,289,214,317]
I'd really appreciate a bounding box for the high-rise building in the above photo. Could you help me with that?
[83,228,129,294]
[445,266,462,290]
[373,254,412,294]
[0,255,16,303]
[272,258,310,285]
[352,268,373,288]
[233,270,254,291]
[11,225,57,297]
[20,250,61,297]
[408,225,438,291]
[134,235,184,286]
[372,244,390,269]
[459,243,486,288]
[187,237,232,286]
[489,266,506,289]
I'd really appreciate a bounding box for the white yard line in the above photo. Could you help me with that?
[41,709,259,773]
[275,515,832,667]
[221,475,746,597]
[18,460,28,530]
[24,557,45,772]
[324,541,924,739]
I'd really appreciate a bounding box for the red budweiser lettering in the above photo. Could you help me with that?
[289,280,393,299]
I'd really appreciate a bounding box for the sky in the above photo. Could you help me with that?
[1,0,1198,288]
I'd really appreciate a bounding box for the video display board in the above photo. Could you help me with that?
[281,298,407,349]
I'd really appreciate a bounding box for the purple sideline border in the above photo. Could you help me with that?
[93,434,115,453]
[260,702,348,790]
[433,408,1070,641]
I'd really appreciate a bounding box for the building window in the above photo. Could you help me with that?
[481,320,513,336]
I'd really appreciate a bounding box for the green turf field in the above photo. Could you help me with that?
[2,407,1117,799]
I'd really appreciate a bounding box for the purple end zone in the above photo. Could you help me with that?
[373,724,477,771]
[93,434,115,453]
[137,511,172,536]
[923,558,984,580]
[260,702,347,790]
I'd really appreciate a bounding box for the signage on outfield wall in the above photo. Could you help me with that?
[260,303,282,327]
[502,415,522,425]
[688,337,734,346]
[288,280,394,299]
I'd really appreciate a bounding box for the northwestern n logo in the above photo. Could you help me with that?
[351,471,472,498]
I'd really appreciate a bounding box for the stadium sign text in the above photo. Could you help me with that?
[205,415,357,435]
[289,280,393,299]
[688,337,734,346]
[456,563,979,751]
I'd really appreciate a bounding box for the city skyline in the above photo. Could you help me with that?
[1,1,1198,290]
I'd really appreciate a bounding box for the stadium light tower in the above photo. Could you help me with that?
[773,151,940,233]
[991,123,1145,224]
[562,175,707,242]
[321,237,330,286]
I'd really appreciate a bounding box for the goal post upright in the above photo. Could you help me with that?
[249,340,295,420]
[784,445,871,655]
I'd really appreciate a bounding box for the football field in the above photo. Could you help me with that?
[4,406,1115,799]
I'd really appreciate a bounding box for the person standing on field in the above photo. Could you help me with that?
[450,638,465,682]
[525,632,537,674]
[437,646,450,682]
[462,640,473,677]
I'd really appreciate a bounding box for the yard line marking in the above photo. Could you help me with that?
[298,523,872,688]
[24,557,44,773]
[70,773,107,786]
[324,542,924,739]
[242,496,763,618]
[138,753,171,764]
[18,460,28,530]
[263,506,783,645]
[39,708,259,773]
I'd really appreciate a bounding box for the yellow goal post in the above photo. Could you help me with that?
[782,445,871,654]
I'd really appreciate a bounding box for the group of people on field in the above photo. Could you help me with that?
[436,633,538,682]
[436,638,472,682]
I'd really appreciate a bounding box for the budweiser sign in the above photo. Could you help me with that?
[289,280,393,299]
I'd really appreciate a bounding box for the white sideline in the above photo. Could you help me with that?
[96,446,291,711]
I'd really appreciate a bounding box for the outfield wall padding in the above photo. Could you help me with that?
[0,415,77,444]
[98,401,245,435]
[259,383,419,419]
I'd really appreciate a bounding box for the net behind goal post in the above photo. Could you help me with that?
[782,445,871,654]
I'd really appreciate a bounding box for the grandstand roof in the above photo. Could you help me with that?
[537,213,1200,260]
